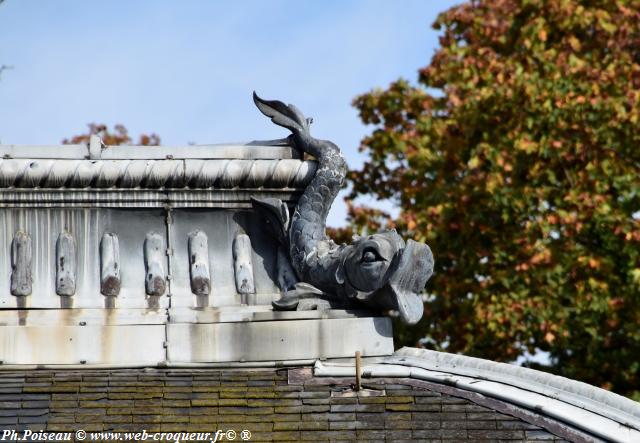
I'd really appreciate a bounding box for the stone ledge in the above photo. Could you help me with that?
[167,317,394,363]
[0,317,393,367]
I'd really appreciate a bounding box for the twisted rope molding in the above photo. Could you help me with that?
[0,159,317,189]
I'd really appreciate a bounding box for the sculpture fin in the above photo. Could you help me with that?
[272,282,326,311]
[250,197,289,246]
[291,282,324,296]
[253,92,310,135]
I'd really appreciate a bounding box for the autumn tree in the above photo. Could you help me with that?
[346,0,640,398]
[62,123,160,146]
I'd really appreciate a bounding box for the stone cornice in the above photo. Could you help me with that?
[0,158,316,190]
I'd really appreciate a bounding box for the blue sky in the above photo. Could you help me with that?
[0,0,459,226]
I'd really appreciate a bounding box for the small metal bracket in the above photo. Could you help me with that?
[355,351,362,391]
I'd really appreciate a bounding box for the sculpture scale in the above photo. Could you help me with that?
[252,93,434,325]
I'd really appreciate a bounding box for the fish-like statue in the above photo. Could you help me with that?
[251,93,434,325]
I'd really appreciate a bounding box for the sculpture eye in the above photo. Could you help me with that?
[362,247,383,263]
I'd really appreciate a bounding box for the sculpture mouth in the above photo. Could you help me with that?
[358,239,392,263]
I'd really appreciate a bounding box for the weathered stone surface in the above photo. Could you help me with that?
[188,230,211,296]
[55,231,76,296]
[143,232,166,296]
[100,232,121,296]
[232,232,255,295]
[10,231,32,296]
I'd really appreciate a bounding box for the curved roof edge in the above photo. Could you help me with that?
[314,347,640,443]
[390,347,640,427]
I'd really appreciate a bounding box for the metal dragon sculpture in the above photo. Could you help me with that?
[251,93,434,325]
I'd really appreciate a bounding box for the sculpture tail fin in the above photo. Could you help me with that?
[253,92,310,136]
